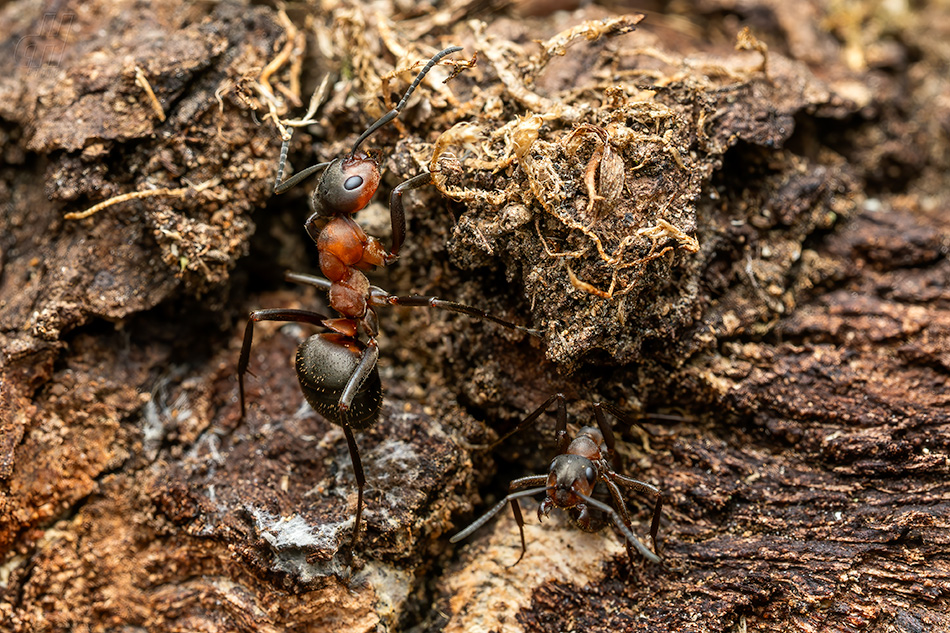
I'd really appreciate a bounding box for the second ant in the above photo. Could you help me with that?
[451,394,663,565]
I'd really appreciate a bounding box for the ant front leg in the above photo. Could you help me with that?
[388,172,432,256]
[490,393,568,451]
[506,474,548,566]
[600,476,643,563]
[449,478,548,567]
[610,472,663,556]
[575,490,661,564]
[238,308,332,418]
[592,402,621,469]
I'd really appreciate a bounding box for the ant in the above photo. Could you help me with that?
[238,46,539,549]
[451,393,663,565]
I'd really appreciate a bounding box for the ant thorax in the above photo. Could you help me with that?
[566,426,606,461]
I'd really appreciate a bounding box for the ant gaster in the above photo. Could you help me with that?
[238,47,539,549]
[451,394,662,565]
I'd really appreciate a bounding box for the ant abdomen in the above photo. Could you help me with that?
[295,333,381,430]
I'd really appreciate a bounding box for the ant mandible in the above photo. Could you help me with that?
[451,394,662,565]
[238,47,539,549]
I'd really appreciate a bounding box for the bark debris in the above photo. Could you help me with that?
[0,1,947,631]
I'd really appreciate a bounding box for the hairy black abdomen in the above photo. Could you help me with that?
[295,334,381,430]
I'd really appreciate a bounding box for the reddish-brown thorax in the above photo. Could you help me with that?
[316,216,391,321]
[566,427,606,461]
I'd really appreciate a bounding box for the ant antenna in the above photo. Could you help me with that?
[350,46,463,154]
[274,159,330,195]
[449,486,549,543]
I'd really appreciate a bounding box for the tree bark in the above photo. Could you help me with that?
[1,1,947,632]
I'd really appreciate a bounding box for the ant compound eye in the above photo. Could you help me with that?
[585,466,596,483]
[343,175,364,191]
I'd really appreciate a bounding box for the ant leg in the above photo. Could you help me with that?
[339,339,379,413]
[287,275,540,340]
[599,401,657,437]
[373,291,541,337]
[507,475,547,566]
[593,403,620,469]
[389,172,432,256]
[450,480,547,563]
[285,271,331,291]
[575,490,660,564]
[490,393,566,450]
[507,497,527,567]
[351,46,463,153]
[601,476,641,563]
[610,473,663,555]
[342,425,366,549]
[450,481,547,542]
[334,339,378,547]
[238,308,332,419]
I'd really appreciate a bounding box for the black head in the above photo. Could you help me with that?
[310,153,381,218]
[546,453,597,509]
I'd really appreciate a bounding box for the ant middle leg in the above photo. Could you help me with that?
[283,272,541,336]
[285,270,332,291]
[377,292,541,336]
[388,171,432,256]
[238,308,333,418]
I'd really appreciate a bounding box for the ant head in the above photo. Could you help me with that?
[310,153,381,217]
[546,454,597,508]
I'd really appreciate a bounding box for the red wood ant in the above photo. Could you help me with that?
[238,47,539,549]
[451,394,662,565]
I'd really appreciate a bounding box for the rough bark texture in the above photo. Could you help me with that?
[0,1,947,632]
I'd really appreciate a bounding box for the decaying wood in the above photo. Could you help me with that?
[0,1,947,632]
